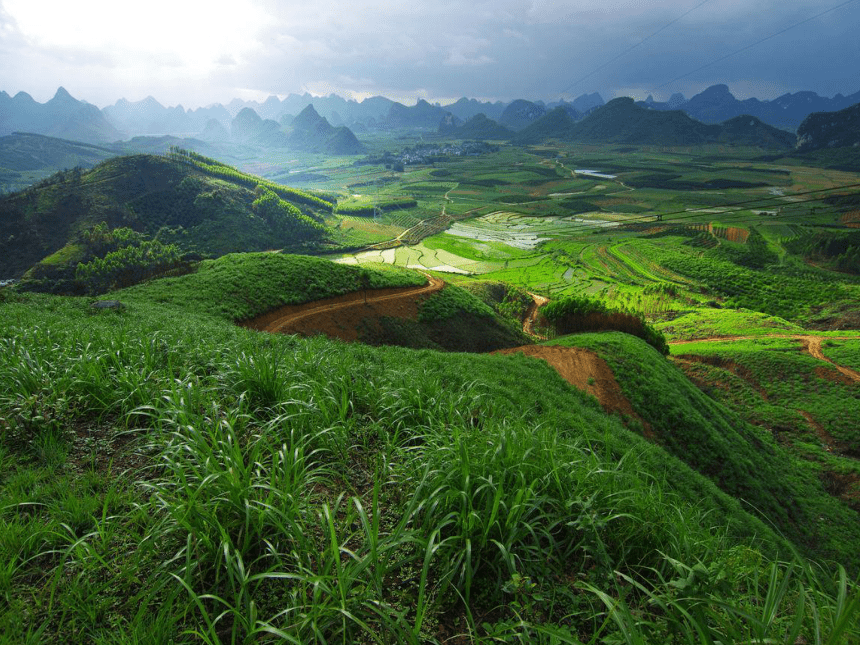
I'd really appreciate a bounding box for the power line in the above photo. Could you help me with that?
[648,0,860,94]
[559,0,712,98]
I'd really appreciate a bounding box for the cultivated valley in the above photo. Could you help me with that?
[1,86,860,644]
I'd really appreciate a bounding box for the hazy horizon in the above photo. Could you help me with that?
[1,0,859,110]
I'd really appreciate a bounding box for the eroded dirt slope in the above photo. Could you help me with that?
[242,277,444,341]
[494,345,645,430]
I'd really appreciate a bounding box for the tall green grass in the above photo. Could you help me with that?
[0,291,857,643]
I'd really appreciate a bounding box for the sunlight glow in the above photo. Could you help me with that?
[5,0,268,72]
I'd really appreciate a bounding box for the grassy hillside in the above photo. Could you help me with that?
[120,254,527,352]
[120,252,426,321]
[0,154,335,284]
[358,282,531,352]
[545,332,860,570]
[670,336,860,513]
[2,256,858,643]
[0,133,117,192]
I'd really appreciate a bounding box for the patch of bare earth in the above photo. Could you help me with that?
[241,277,444,341]
[801,336,860,383]
[523,293,549,339]
[494,345,652,437]
[820,469,860,512]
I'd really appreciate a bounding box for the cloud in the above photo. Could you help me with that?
[0,0,857,107]
[503,28,529,42]
[445,51,495,67]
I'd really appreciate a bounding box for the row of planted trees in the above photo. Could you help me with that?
[167,146,335,210]
[540,294,670,355]
[74,223,185,294]
[783,229,860,274]
[251,187,328,243]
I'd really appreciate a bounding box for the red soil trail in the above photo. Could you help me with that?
[523,293,549,339]
[669,334,860,384]
[494,344,650,434]
[242,275,445,340]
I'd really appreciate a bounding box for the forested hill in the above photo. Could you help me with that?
[797,102,860,151]
[0,152,334,289]
[514,97,795,148]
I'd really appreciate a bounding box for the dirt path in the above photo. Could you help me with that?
[494,345,647,431]
[523,293,548,339]
[243,276,445,336]
[800,336,860,383]
[670,334,860,383]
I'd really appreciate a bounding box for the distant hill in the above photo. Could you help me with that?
[514,97,795,148]
[510,107,578,144]
[198,118,230,142]
[498,99,547,131]
[547,92,604,114]
[287,105,366,154]
[384,99,452,130]
[104,96,233,137]
[645,83,860,130]
[568,98,720,145]
[0,132,115,172]
[0,87,122,144]
[797,102,860,151]
[442,97,507,122]
[437,113,463,135]
[438,113,513,140]
[715,115,796,148]
[0,154,334,284]
[546,102,582,121]
[231,108,289,146]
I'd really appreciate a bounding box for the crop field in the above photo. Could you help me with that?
[310,140,858,326]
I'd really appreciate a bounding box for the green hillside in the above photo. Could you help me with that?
[0,255,857,643]
[670,336,860,513]
[545,332,860,569]
[0,132,115,171]
[119,252,426,321]
[120,253,528,352]
[0,153,335,288]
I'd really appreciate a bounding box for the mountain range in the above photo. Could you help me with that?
[1,88,604,144]
[6,84,858,149]
[643,84,860,130]
[2,86,860,176]
[513,97,796,148]
[0,87,121,142]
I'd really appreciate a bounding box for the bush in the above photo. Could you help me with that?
[542,295,669,355]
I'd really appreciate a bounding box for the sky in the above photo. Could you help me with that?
[1,0,858,109]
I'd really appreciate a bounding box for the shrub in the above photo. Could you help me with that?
[542,295,669,355]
